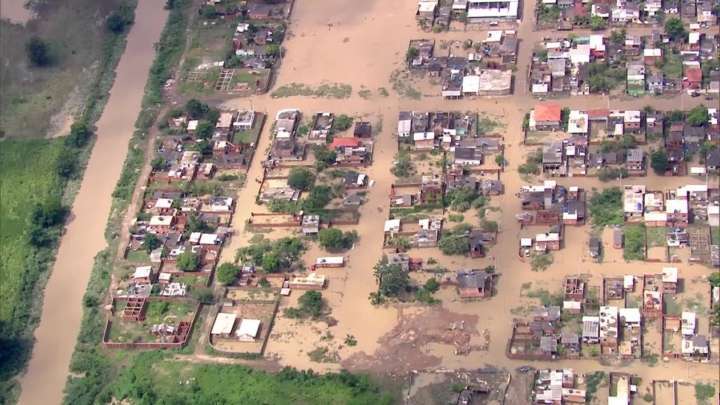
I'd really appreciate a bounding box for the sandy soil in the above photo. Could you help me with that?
[16,1,169,404]
[208,0,720,392]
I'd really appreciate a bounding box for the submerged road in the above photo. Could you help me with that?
[18,1,168,404]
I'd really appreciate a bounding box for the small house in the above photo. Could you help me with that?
[456,270,494,299]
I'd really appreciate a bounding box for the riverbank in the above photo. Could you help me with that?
[16,1,169,403]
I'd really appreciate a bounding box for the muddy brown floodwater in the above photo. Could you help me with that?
[17,1,168,404]
[1,0,35,24]
[211,0,719,394]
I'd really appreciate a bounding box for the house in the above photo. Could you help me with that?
[132,266,154,284]
[529,103,562,131]
[353,121,372,138]
[234,110,256,132]
[683,61,703,90]
[289,273,326,290]
[398,111,412,138]
[542,141,565,174]
[666,198,689,227]
[236,319,261,342]
[343,171,368,189]
[662,267,678,294]
[536,232,561,251]
[582,316,600,344]
[599,306,619,351]
[682,311,696,336]
[647,72,664,94]
[625,148,645,174]
[211,313,237,338]
[301,214,320,235]
[682,335,709,361]
[453,146,483,166]
[456,270,494,299]
[626,62,646,96]
[310,112,333,141]
[413,132,436,150]
[466,0,519,21]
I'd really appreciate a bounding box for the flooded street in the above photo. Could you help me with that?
[213,0,718,391]
[17,1,168,404]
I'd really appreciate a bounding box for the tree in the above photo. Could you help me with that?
[650,150,669,174]
[333,115,353,132]
[374,263,410,297]
[26,37,52,67]
[406,47,419,63]
[590,16,606,30]
[142,234,161,252]
[318,228,357,250]
[106,5,134,34]
[298,291,324,318]
[192,287,214,304]
[287,168,315,191]
[313,145,336,171]
[424,278,439,294]
[261,252,281,273]
[195,121,214,139]
[176,251,199,271]
[302,186,332,213]
[610,29,626,45]
[686,105,709,127]
[151,157,166,171]
[439,233,470,255]
[199,4,218,19]
[664,17,685,41]
[185,99,209,119]
[55,148,78,178]
[216,263,240,285]
[708,272,720,288]
[391,150,414,177]
[481,220,498,233]
[65,122,92,148]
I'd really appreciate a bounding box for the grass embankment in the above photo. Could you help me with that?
[0,1,137,402]
[0,0,130,138]
[109,352,394,404]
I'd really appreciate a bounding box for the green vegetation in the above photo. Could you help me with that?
[623,224,646,261]
[302,185,333,215]
[373,261,410,300]
[588,187,623,227]
[695,383,716,404]
[287,167,315,191]
[526,288,563,306]
[590,16,607,30]
[391,149,415,177]
[438,224,472,255]
[598,167,629,182]
[415,278,441,304]
[285,291,326,319]
[25,37,54,67]
[106,3,135,34]
[215,263,240,285]
[519,148,542,175]
[237,237,305,273]
[587,62,625,92]
[585,372,607,403]
[318,228,358,251]
[107,352,393,404]
[686,105,709,127]
[664,17,685,41]
[531,253,553,272]
[176,250,200,271]
[650,149,669,174]
[271,82,352,99]
[313,145,337,171]
[537,5,560,25]
[446,187,480,212]
[333,114,353,132]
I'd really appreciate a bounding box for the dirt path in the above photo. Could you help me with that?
[16,2,169,404]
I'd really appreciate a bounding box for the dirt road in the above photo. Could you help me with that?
[17,2,168,404]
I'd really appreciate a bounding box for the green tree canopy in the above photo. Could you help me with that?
[26,37,52,67]
[664,17,685,41]
[650,150,669,174]
[287,168,315,191]
[686,105,709,127]
[177,250,200,271]
[216,263,240,285]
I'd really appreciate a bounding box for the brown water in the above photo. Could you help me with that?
[212,0,719,391]
[1,0,34,24]
[17,1,168,404]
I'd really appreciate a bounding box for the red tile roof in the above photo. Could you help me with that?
[330,137,361,150]
[534,103,562,122]
[684,66,702,82]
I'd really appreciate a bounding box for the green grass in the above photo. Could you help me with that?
[0,0,128,138]
[624,224,646,261]
[270,82,352,99]
[646,227,667,247]
[108,352,394,404]
[0,139,64,324]
[0,138,65,402]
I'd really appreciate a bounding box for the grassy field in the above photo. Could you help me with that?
[109,352,395,404]
[0,138,65,401]
[0,0,127,138]
[0,139,64,327]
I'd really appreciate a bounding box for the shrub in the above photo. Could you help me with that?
[531,253,553,271]
[588,187,623,227]
[215,263,240,285]
[65,122,92,148]
[333,114,353,132]
[176,251,199,271]
[287,168,315,191]
[106,4,135,34]
[623,225,646,261]
[26,37,52,67]
[686,105,709,126]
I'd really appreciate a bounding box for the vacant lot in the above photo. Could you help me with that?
[0,0,127,138]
